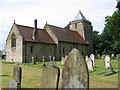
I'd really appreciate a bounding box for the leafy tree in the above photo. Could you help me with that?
[104,2,120,54]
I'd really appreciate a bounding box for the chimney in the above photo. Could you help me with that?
[32,19,38,40]
[34,19,37,30]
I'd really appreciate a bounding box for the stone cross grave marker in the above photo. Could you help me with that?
[62,48,89,88]
[86,56,94,71]
[105,55,111,69]
[40,64,60,88]
[9,65,22,88]
[90,54,95,67]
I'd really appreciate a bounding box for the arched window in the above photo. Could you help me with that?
[11,34,16,47]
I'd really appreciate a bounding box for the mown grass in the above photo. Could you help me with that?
[0,58,118,88]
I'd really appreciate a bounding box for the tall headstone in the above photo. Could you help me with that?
[62,48,89,88]
[9,65,22,88]
[105,55,111,69]
[40,64,60,88]
[90,54,95,67]
[86,57,94,71]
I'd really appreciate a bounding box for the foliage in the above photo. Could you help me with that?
[93,2,120,55]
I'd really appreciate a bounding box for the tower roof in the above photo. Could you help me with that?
[74,11,86,21]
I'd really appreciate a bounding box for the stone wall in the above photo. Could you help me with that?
[25,42,55,62]
[6,24,23,63]
[59,42,88,59]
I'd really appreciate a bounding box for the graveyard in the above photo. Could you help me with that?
[0,55,118,88]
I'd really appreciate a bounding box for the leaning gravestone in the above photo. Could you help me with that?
[40,64,60,88]
[9,65,22,88]
[62,48,89,88]
[90,54,95,67]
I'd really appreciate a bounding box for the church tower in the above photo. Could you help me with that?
[69,11,93,55]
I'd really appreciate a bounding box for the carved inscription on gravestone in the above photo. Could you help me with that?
[62,48,89,88]
[40,64,60,88]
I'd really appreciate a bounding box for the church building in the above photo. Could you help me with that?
[6,11,93,63]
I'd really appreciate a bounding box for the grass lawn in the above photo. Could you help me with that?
[0,58,118,88]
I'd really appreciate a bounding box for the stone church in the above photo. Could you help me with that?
[6,11,93,63]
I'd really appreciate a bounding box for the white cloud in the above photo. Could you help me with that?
[0,0,117,50]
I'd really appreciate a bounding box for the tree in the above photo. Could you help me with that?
[104,2,120,54]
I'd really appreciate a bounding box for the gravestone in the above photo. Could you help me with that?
[98,54,100,57]
[32,56,35,64]
[9,65,22,88]
[40,64,60,88]
[49,56,52,61]
[61,57,65,65]
[102,55,105,60]
[62,48,89,88]
[86,58,94,71]
[90,54,95,67]
[52,56,55,64]
[42,56,46,66]
[111,54,115,57]
[105,55,111,69]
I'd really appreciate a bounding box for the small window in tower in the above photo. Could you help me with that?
[75,23,77,29]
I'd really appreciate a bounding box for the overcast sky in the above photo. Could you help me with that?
[0,0,117,50]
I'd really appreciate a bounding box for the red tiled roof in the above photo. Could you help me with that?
[47,24,89,45]
[16,24,56,44]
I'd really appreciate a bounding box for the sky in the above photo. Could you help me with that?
[0,0,117,50]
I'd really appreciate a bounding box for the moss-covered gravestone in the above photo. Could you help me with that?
[40,64,60,88]
[9,65,22,88]
[62,48,89,89]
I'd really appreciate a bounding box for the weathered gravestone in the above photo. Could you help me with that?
[40,64,60,88]
[105,55,111,69]
[9,65,22,89]
[90,54,95,67]
[62,48,89,89]
[86,56,94,71]
[61,57,65,65]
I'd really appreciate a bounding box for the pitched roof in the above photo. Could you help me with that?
[74,11,86,21]
[16,24,56,44]
[47,24,89,45]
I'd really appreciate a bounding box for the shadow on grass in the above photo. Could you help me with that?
[0,75,10,77]
[89,70,96,73]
